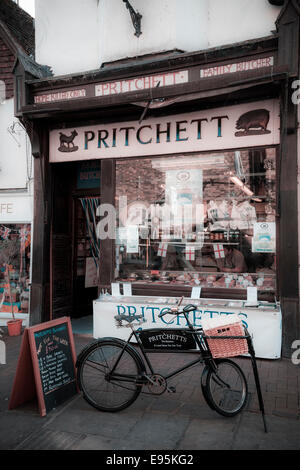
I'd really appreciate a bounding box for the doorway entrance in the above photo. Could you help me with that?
[72,196,100,318]
[51,160,100,328]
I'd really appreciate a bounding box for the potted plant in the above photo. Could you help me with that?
[0,238,23,336]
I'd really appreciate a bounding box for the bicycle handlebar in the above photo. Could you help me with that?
[158,298,197,318]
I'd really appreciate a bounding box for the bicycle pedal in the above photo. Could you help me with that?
[167,386,176,393]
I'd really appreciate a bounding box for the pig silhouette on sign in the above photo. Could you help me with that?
[235,109,270,136]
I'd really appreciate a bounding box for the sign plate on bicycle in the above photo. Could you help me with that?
[139,328,197,351]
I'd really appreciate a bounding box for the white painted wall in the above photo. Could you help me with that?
[35,0,100,76]
[35,0,282,76]
[207,0,280,48]
[98,0,210,65]
[0,98,29,189]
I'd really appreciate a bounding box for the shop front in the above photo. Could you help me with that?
[18,27,299,358]
[0,194,32,327]
[48,98,281,358]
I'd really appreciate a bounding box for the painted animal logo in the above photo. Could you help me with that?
[235,109,270,136]
[58,130,79,153]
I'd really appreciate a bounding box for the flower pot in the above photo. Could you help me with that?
[7,319,23,336]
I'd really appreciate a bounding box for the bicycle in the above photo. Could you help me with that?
[76,297,268,428]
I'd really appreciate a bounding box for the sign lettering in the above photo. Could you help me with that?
[34,89,86,104]
[50,100,280,163]
[0,203,13,214]
[200,56,274,78]
[95,71,188,97]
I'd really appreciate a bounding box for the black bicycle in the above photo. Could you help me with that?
[76,298,261,421]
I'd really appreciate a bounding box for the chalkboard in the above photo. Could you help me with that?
[9,317,78,416]
[32,319,77,414]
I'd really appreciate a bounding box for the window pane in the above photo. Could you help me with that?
[0,224,31,314]
[115,149,276,293]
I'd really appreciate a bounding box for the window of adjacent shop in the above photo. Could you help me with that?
[115,148,277,297]
[0,223,31,315]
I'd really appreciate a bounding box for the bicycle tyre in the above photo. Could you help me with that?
[76,338,145,412]
[201,366,215,411]
[204,358,248,417]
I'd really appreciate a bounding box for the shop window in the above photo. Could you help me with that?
[0,224,31,314]
[115,148,276,293]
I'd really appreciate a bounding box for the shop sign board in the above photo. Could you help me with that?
[93,297,282,359]
[34,89,87,104]
[50,99,280,163]
[33,54,275,105]
[200,56,274,78]
[9,317,78,417]
[95,70,188,96]
[0,195,33,223]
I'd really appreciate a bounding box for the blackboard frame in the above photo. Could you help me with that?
[27,317,78,416]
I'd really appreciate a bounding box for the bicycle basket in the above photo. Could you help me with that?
[201,315,249,358]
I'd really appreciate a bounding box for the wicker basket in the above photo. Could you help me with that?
[202,317,249,359]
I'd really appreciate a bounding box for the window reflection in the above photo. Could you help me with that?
[0,224,31,314]
[115,149,276,292]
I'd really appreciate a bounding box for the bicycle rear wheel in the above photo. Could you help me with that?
[204,359,248,417]
[77,339,144,412]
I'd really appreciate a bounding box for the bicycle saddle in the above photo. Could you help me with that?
[183,304,197,312]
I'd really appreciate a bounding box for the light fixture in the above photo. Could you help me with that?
[122,0,142,38]
[229,174,254,197]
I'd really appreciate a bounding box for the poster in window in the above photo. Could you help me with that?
[126,225,139,254]
[252,222,275,253]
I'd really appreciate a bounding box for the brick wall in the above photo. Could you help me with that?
[0,36,15,100]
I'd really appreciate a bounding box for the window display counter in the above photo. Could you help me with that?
[93,295,281,359]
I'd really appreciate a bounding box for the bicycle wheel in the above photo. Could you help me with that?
[77,339,144,412]
[204,358,248,417]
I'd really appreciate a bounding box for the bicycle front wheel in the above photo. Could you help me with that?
[204,359,248,417]
[77,339,144,412]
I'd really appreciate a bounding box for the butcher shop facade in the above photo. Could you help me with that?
[49,99,280,300]
[17,27,300,357]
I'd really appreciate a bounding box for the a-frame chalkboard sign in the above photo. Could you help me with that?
[9,317,78,417]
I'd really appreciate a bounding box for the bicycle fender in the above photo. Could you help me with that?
[76,337,146,373]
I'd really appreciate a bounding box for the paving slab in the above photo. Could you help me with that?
[1,332,300,450]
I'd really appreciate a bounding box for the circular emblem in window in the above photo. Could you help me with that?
[176,171,190,182]
[260,223,269,229]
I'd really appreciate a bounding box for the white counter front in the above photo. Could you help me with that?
[93,295,282,359]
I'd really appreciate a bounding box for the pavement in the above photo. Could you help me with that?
[0,329,300,452]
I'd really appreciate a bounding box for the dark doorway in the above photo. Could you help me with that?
[51,160,100,320]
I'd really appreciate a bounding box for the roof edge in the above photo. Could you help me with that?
[26,34,278,89]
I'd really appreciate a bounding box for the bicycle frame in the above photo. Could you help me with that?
[108,309,217,385]
[78,308,268,432]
